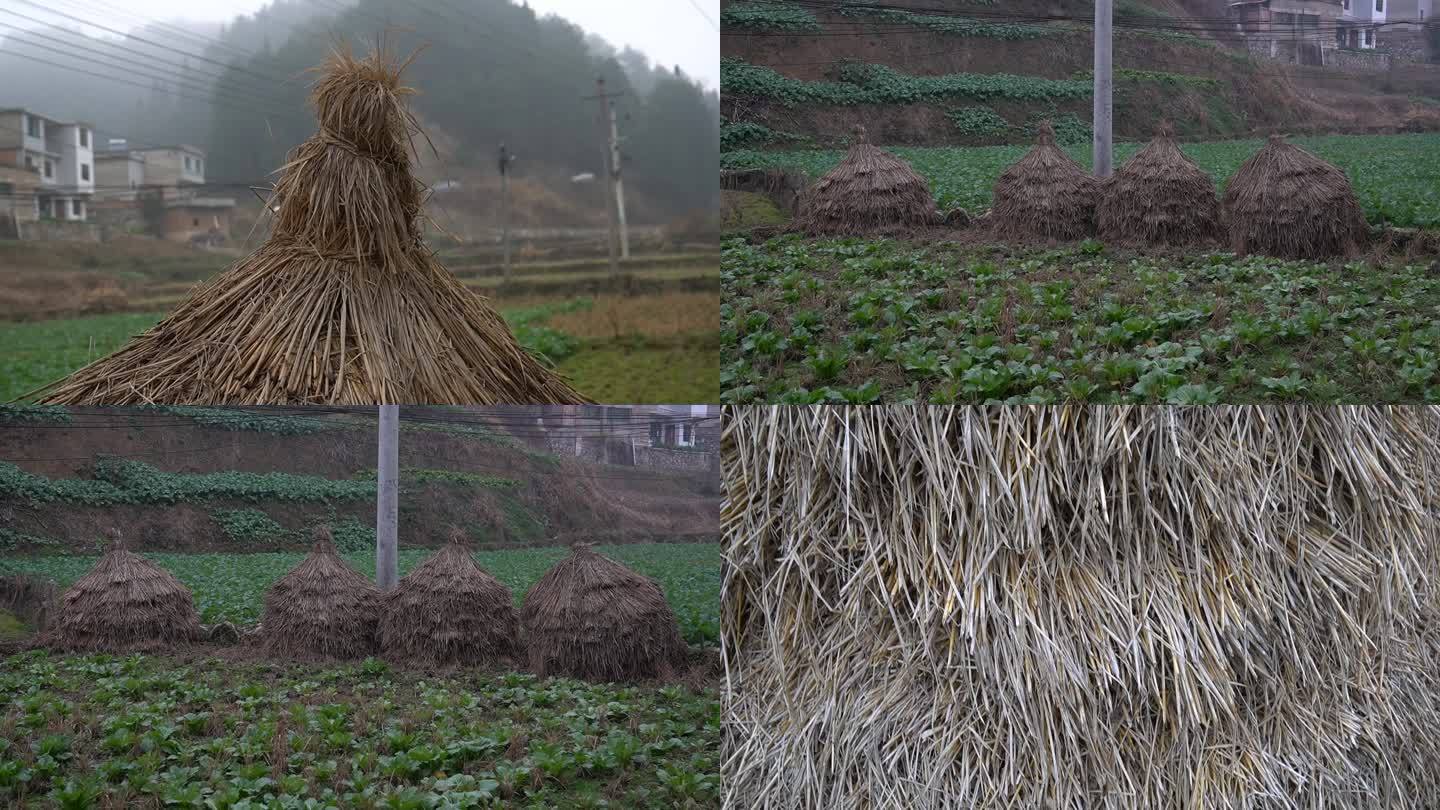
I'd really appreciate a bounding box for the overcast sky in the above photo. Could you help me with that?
[17,0,720,89]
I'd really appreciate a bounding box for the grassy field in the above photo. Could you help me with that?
[722,133,1440,228]
[0,542,720,646]
[723,237,1440,404]
[0,293,719,404]
[0,651,717,808]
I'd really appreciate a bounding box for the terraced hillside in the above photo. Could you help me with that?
[721,0,1440,150]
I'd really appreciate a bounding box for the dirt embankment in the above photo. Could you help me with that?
[0,415,719,553]
[723,4,1440,146]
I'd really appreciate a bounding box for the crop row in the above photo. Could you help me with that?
[722,238,1440,404]
[721,58,1092,106]
[0,651,717,808]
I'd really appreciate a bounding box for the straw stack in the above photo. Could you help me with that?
[722,406,1440,809]
[378,528,518,669]
[37,46,588,405]
[988,120,1098,242]
[1223,133,1368,259]
[258,525,379,660]
[521,543,687,682]
[1097,121,1220,248]
[47,530,200,652]
[791,126,939,236]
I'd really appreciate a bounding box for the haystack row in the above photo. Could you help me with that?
[35,523,685,684]
[776,117,1368,259]
[721,405,1440,809]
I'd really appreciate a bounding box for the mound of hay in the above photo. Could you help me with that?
[47,532,200,652]
[378,528,518,668]
[259,526,378,660]
[1223,133,1368,259]
[988,120,1098,242]
[791,126,938,236]
[37,46,587,405]
[521,543,686,682]
[1098,121,1220,248]
[723,406,1440,809]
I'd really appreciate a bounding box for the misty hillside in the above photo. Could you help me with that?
[0,0,719,223]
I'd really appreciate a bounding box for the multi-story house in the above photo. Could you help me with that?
[1338,0,1387,48]
[94,140,233,244]
[0,107,94,222]
[1379,0,1435,59]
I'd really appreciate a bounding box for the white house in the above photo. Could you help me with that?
[0,108,95,221]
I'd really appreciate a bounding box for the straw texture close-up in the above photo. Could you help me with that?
[1097,121,1221,248]
[1222,134,1368,260]
[521,543,687,683]
[46,532,201,653]
[721,405,1440,809]
[988,120,1098,243]
[378,528,519,669]
[36,47,588,405]
[790,127,939,236]
[258,525,379,660]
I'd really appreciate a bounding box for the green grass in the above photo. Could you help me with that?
[721,133,1440,228]
[557,338,720,404]
[723,237,1440,404]
[0,305,721,404]
[722,191,789,231]
[0,651,717,808]
[0,312,158,402]
[0,610,27,641]
[0,542,720,645]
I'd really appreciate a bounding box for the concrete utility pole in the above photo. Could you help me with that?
[376,405,399,591]
[1093,0,1114,178]
[498,143,515,282]
[607,102,630,259]
[585,77,626,276]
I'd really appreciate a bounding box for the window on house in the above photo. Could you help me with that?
[1343,0,1350,9]
[72,199,82,217]
[44,160,53,178]
[24,155,34,171]
[25,115,39,138]
[1375,0,1383,11]
[81,164,90,181]
[1366,28,1375,45]
[79,128,88,147]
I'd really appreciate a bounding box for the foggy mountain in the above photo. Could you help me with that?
[0,0,718,219]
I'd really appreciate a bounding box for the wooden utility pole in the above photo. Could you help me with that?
[585,77,626,276]
[498,143,514,282]
[376,405,399,591]
[1093,0,1114,178]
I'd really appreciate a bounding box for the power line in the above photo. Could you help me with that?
[0,19,304,118]
[11,0,294,86]
[686,0,720,32]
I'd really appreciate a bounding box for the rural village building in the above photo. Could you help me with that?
[94,140,235,245]
[1229,0,1436,64]
[530,405,721,473]
[0,107,95,237]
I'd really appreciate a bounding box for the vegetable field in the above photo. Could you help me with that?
[0,543,720,646]
[0,652,717,809]
[723,238,1440,404]
[722,133,1440,228]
